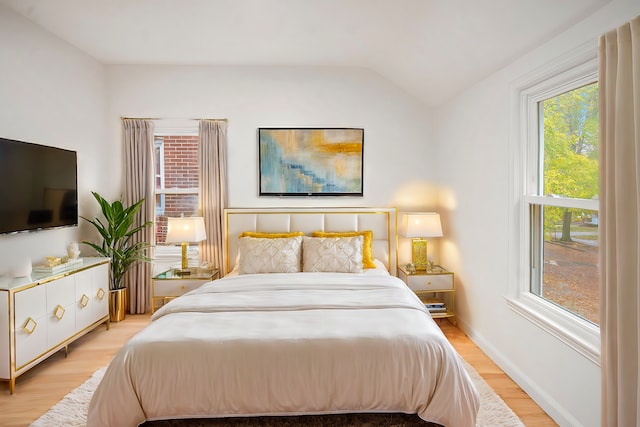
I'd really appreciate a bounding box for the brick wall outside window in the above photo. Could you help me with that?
[163,136,199,189]
[155,135,199,244]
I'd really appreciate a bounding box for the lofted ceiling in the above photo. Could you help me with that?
[1,0,610,107]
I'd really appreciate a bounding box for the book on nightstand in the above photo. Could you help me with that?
[422,296,446,313]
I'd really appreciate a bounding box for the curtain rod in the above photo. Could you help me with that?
[121,117,228,122]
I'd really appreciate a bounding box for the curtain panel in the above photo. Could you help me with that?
[122,119,155,314]
[599,15,640,427]
[198,120,228,272]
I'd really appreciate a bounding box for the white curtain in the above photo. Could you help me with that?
[198,120,228,272]
[122,119,155,314]
[599,15,640,427]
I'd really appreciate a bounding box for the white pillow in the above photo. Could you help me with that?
[238,236,302,274]
[302,236,364,273]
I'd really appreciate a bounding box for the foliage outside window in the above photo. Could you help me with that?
[529,82,599,325]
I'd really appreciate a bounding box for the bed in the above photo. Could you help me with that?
[87,208,479,427]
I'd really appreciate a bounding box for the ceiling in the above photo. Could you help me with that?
[1,0,610,107]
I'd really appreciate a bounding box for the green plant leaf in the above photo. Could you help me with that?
[81,192,152,290]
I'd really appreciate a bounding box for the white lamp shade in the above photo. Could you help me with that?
[404,212,443,238]
[165,217,207,243]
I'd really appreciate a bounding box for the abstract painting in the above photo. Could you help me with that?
[259,128,364,196]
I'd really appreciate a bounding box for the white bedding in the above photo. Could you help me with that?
[87,272,479,427]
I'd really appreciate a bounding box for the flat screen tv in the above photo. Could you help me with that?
[0,137,78,234]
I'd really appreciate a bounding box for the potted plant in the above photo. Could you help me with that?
[82,192,152,321]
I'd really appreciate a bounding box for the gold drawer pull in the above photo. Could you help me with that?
[54,305,66,320]
[80,294,90,308]
[96,288,105,300]
[180,285,185,290]
[23,317,37,334]
[427,281,432,285]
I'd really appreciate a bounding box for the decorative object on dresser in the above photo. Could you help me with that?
[397,264,455,324]
[258,128,364,197]
[402,212,443,271]
[67,242,81,260]
[164,217,207,275]
[0,258,110,394]
[81,192,152,322]
[152,267,219,313]
[11,258,32,278]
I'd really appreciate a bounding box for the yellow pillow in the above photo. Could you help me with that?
[311,230,375,269]
[239,231,304,238]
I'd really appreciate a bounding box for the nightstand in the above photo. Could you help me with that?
[397,265,455,324]
[152,268,219,313]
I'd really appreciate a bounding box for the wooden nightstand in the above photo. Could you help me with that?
[152,268,219,313]
[397,265,455,324]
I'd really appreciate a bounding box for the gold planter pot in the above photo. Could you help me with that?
[109,288,128,322]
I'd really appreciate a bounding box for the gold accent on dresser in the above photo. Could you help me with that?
[79,294,89,308]
[53,305,66,320]
[22,317,37,334]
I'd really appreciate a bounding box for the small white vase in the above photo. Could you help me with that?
[12,259,32,278]
[67,242,80,259]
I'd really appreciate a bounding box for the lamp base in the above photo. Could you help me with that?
[174,268,192,276]
[411,238,429,271]
[180,242,189,271]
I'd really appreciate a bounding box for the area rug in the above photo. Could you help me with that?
[31,361,524,427]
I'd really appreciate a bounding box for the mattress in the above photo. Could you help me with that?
[87,272,479,427]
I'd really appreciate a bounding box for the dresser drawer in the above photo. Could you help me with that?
[47,301,75,349]
[46,275,75,311]
[405,273,453,291]
[15,285,46,323]
[15,313,47,369]
[153,280,205,297]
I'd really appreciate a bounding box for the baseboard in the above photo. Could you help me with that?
[456,316,584,427]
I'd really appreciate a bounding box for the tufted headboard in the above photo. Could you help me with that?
[224,207,397,276]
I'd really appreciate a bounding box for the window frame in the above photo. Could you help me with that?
[506,44,600,365]
[154,139,166,215]
[152,121,200,247]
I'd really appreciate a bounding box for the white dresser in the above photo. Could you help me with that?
[0,257,110,394]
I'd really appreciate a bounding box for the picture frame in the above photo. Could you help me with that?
[258,128,364,197]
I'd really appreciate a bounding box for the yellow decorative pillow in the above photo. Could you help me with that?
[311,230,375,269]
[239,231,304,238]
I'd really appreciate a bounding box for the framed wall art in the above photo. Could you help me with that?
[259,128,364,197]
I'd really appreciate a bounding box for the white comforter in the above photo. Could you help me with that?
[87,273,479,427]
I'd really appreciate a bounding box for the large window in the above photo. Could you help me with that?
[529,82,599,325]
[153,134,200,244]
[507,48,600,362]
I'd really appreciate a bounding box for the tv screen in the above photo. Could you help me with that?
[0,137,78,234]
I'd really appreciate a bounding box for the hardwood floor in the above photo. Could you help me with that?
[0,315,557,426]
[437,320,557,426]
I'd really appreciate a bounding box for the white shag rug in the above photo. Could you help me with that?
[31,361,524,427]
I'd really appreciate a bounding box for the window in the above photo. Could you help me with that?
[154,140,166,215]
[529,82,599,325]
[507,47,600,363]
[153,134,200,245]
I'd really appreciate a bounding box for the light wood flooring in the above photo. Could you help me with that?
[0,315,557,426]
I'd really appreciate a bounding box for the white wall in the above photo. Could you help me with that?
[106,65,440,264]
[0,6,109,275]
[435,1,640,425]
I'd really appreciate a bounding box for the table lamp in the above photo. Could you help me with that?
[403,212,443,271]
[165,216,207,275]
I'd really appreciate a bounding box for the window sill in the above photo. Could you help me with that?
[505,293,600,365]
